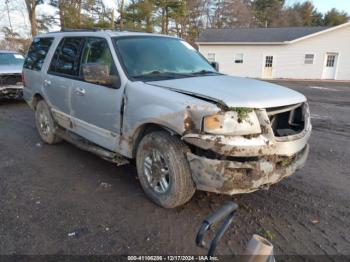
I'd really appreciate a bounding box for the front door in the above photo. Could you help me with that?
[70,37,123,151]
[263,55,274,79]
[322,53,338,80]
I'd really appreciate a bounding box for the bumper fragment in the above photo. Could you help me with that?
[187,144,309,195]
[0,85,23,99]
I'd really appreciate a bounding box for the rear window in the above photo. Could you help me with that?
[24,37,54,71]
[0,53,24,66]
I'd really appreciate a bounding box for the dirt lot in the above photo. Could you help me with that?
[0,81,349,257]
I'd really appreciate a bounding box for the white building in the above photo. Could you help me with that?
[196,22,350,80]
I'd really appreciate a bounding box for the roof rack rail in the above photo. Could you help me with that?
[45,28,112,34]
[44,28,151,35]
[61,28,102,32]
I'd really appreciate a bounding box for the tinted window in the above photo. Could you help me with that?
[80,37,119,88]
[24,37,53,71]
[49,37,84,76]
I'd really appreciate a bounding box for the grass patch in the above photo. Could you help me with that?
[256,227,275,241]
[216,100,253,121]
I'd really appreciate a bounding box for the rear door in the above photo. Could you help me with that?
[23,37,54,101]
[70,37,123,151]
[45,37,85,126]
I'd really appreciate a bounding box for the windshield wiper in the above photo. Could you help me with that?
[132,70,192,80]
[191,70,220,75]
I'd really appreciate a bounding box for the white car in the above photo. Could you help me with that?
[0,50,24,99]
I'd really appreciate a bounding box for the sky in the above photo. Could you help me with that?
[285,0,350,13]
[0,0,349,39]
[0,0,116,39]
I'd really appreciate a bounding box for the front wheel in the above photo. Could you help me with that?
[136,131,196,208]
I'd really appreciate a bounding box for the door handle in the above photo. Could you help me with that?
[44,79,51,86]
[75,87,86,96]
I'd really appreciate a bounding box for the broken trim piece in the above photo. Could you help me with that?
[56,128,129,166]
[0,85,23,100]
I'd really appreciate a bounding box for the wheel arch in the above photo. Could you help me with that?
[130,122,181,158]
[32,93,44,110]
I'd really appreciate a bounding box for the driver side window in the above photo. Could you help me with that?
[80,37,120,88]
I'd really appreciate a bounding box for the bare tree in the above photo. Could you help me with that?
[117,0,125,30]
[226,0,255,27]
[24,0,39,37]
[5,0,13,33]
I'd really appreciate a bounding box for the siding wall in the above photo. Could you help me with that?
[198,24,350,80]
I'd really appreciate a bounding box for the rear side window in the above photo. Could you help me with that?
[49,37,84,76]
[24,37,54,71]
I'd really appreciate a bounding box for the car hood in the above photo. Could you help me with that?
[0,65,23,75]
[147,75,306,108]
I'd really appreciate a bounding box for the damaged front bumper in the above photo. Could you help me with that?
[187,144,309,195]
[0,85,23,99]
[184,105,312,194]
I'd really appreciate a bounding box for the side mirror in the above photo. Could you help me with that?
[211,62,219,71]
[81,63,120,88]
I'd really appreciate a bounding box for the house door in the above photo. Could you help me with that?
[322,53,338,79]
[263,55,274,79]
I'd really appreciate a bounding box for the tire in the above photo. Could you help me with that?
[136,131,196,208]
[35,100,62,144]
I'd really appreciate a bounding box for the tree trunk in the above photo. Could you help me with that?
[5,0,13,33]
[77,0,82,28]
[25,0,37,37]
[161,7,166,34]
[165,6,169,34]
[111,9,115,29]
[119,0,124,30]
[58,0,65,31]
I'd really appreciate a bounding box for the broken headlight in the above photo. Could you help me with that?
[203,110,261,136]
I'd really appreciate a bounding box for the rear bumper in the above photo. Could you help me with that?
[0,85,23,99]
[187,144,309,195]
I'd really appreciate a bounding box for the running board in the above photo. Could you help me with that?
[55,128,129,166]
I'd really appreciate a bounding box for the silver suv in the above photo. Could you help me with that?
[23,31,311,208]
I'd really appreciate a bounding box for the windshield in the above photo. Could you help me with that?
[0,53,24,66]
[114,36,217,80]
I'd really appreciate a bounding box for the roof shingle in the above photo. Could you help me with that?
[197,26,331,43]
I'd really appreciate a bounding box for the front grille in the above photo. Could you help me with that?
[0,74,22,86]
[266,103,305,137]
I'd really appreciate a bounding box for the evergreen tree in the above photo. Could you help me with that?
[324,8,349,26]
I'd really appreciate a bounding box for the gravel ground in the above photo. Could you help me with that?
[0,81,349,257]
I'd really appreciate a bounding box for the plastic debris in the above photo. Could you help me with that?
[100,182,112,189]
[68,227,89,238]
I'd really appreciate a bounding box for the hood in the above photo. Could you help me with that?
[148,75,306,108]
[0,65,23,75]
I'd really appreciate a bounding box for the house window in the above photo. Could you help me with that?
[326,55,336,67]
[305,54,314,64]
[265,56,273,68]
[207,53,215,62]
[234,53,244,64]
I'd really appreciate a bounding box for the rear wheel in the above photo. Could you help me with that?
[136,131,196,208]
[35,100,62,144]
